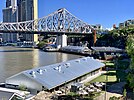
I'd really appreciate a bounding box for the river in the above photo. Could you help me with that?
[0,47,83,82]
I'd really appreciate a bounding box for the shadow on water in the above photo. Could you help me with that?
[0,49,33,53]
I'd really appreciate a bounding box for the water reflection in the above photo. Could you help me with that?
[0,47,82,82]
[0,49,33,52]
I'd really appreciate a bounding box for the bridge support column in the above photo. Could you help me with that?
[56,34,67,48]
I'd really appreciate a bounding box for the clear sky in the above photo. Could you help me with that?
[0,0,134,28]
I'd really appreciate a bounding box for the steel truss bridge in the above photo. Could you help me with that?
[0,8,94,35]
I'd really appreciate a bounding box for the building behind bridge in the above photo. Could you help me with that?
[17,0,38,42]
[2,0,18,43]
[2,0,38,43]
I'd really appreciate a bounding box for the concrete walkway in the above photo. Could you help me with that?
[95,92,123,100]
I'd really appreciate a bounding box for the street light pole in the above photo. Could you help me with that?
[105,67,108,100]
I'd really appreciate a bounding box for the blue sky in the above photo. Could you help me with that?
[0,0,134,28]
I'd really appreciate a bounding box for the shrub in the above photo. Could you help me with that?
[19,84,27,91]
[109,96,120,100]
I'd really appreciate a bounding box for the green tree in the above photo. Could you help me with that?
[97,24,134,48]
[126,35,134,94]
[37,39,48,48]
[126,35,134,56]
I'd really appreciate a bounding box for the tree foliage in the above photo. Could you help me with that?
[126,35,134,56]
[126,35,134,89]
[37,39,48,48]
[19,84,27,91]
[96,25,134,49]
[109,96,120,100]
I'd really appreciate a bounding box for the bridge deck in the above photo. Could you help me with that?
[0,30,92,35]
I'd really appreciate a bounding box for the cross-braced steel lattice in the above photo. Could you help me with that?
[0,8,93,34]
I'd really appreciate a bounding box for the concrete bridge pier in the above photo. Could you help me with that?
[56,34,67,49]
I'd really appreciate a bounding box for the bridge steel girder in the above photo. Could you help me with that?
[0,30,93,36]
[0,8,94,35]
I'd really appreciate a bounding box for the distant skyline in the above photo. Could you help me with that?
[0,0,134,28]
